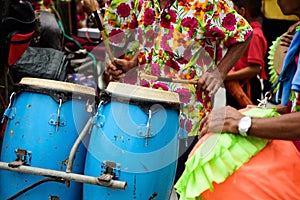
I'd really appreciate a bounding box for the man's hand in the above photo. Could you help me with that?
[106,58,136,81]
[199,106,243,138]
[194,69,223,97]
[280,21,300,48]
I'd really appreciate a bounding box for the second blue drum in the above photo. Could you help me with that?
[83,82,181,200]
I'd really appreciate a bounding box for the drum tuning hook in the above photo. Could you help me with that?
[145,109,153,146]
[178,112,188,147]
[55,99,63,132]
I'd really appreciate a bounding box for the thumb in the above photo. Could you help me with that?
[114,58,122,64]
[113,58,125,71]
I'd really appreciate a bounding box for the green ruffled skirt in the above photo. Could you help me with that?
[174,107,280,200]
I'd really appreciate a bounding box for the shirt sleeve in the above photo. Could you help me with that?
[205,0,253,47]
[247,33,265,67]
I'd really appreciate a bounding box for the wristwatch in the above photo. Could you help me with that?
[238,116,251,137]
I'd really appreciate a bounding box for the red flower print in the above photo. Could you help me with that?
[123,70,137,84]
[138,53,147,65]
[145,29,157,47]
[224,37,237,47]
[153,82,169,91]
[140,80,150,87]
[202,94,212,110]
[117,3,131,18]
[148,50,153,62]
[144,8,155,26]
[137,28,143,43]
[181,17,198,29]
[183,45,193,61]
[177,57,188,64]
[164,66,171,75]
[181,17,198,37]
[204,4,214,12]
[196,90,204,103]
[204,46,220,61]
[204,27,225,38]
[161,10,177,29]
[166,50,174,58]
[161,40,172,52]
[189,70,197,79]
[222,13,237,31]
[244,30,252,40]
[165,59,180,71]
[130,15,138,29]
[196,90,211,109]
[109,29,124,44]
[196,48,213,67]
[150,63,161,76]
[180,118,192,132]
[175,88,192,104]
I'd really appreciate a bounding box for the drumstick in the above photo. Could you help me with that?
[89,0,115,63]
[139,73,198,84]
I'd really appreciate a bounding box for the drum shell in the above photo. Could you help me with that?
[0,88,93,199]
[83,99,180,200]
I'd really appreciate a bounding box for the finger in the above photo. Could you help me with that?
[196,77,206,90]
[113,58,126,72]
[199,125,206,138]
[106,62,115,71]
[199,118,209,138]
[208,81,221,96]
[200,115,208,127]
[280,37,292,45]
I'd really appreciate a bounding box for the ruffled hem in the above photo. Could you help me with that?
[174,107,280,200]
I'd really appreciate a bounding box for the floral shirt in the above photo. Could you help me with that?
[103,0,252,136]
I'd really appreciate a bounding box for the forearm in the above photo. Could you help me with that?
[217,35,252,80]
[249,112,300,140]
[225,65,261,81]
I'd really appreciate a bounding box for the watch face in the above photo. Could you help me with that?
[240,117,251,128]
[238,116,251,134]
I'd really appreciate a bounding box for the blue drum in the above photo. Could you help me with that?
[0,78,95,199]
[83,82,181,200]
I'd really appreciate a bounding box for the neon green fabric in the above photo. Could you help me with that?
[174,107,280,200]
[267,34,281,84]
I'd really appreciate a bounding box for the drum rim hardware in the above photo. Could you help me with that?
[8,148,32,168]
[14,84,95,103]
[99,89,182,112]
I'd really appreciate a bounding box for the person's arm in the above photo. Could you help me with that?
[250,113,300,140]
[225,63,261,81]
[217,35,252,80]
[196,35,252,96]
[199,105,300,140]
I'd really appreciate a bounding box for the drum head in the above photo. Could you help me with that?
[106,82,180,104]
[19,77,95,96]
[273,42,288,75]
